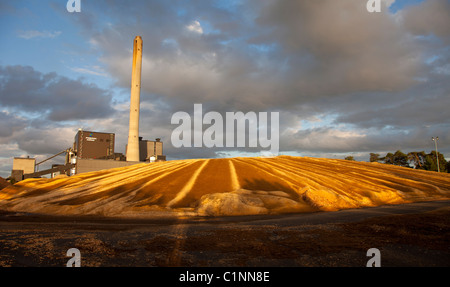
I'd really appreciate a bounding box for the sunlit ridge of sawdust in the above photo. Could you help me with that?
[1,156,449,217]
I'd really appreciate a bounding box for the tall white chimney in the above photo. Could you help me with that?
[126,36,143,162]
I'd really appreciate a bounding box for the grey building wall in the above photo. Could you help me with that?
[12,158,36,174]
[139,140,164,161]
[76,158,141,174]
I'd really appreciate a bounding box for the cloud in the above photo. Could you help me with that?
[71,66,108,77]
[13,126,76,155]
[76,0,431,117]
[186,20,203,34]
[283,124,448,156]
[333,74,450,130]
[17,30,62,39]
[400,0,450,40]
[382,0,396,8]
[0,110,27,139]
[255,0,422,96]
[57,0,448,156]
[0,65,115,121]
[1,0,449,179]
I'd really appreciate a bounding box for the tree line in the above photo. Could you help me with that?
[345,150,449,173]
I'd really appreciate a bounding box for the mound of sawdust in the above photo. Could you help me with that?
[195,189,313,216]
[0,156,449,217]
[0,177,11,191]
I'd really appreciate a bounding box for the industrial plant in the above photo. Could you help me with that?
[10,36,166,182]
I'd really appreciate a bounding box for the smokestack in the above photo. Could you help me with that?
[126,36,143,162]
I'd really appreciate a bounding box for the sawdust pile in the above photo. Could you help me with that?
[1,156,449,217]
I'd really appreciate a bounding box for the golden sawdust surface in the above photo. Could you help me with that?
[0,156,449,217]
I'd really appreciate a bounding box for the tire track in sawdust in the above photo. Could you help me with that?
[166,222,189,266]
[166,159,210,208]
[165,159,210,266]
[166,158,241,266]
[229,159,240,191]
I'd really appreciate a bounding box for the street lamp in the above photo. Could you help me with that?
[432,137,440,173]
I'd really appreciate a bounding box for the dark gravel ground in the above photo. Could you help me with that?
[0,200,448,267]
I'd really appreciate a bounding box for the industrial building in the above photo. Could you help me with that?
[69,129,129,175]
[70,129,165,175]
[138,137,166,162]
[9,36,167,182]
[11,130,166,181]
[73,130,115,159]
[10,157,36,182]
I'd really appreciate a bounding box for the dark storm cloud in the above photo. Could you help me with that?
[282,123,449,156]
[255,0,423,97]
[401,0,450,40]
[334,73,450,129]
[52,0,450,158]
[75,0,427,111]
[0,114,78,159]
[61,0,285,112]
[15,127,75,155]
[0,65,115,121]
[0,111,27,139]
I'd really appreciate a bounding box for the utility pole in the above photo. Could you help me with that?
[432,137,440,172]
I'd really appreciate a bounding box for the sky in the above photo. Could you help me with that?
[0,0,449,178]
